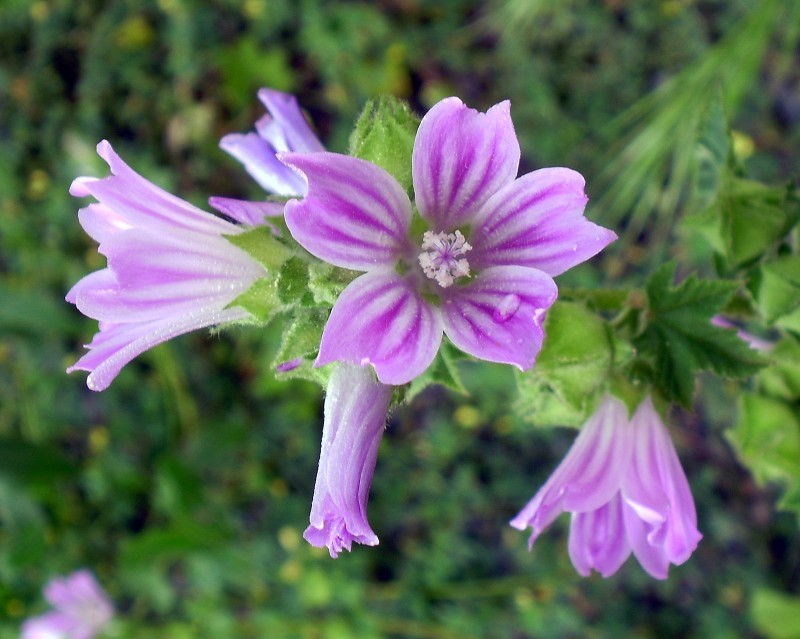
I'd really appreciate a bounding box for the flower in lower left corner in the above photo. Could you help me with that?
[66,140,267,391]
[21,570,113,639]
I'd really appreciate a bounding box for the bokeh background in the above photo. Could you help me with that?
[1,0,799,637]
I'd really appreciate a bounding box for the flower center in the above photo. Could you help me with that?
[417,230,472,288]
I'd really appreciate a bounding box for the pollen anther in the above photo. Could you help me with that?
[418,230,473,288]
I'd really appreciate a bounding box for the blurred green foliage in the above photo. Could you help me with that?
[1,0,799,637]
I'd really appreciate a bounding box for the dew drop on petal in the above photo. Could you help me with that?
[493,293,521,322]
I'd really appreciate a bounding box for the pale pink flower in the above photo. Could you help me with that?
[21,570,113,639]
[511,395,702,579]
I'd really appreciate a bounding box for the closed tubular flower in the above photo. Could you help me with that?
[304,364,393,557]
[510,395,702,579]
[212,88,325,226]
[281,97,616,385]
[21,570,113,639]
[67,141,266,391]
[218,88,325,198]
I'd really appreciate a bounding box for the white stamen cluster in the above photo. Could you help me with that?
[418,230,472,288]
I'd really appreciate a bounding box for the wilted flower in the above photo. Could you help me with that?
[21,570,113,639]
[510,394,702,579]
[281,97,616,384]
[67,141,266,391]
[304,364,393,557]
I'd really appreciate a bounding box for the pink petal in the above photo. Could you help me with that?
[510,395,632,546]
[412,98,520,230]
[568,494,631,578]
[77,203,132,243]
[33,570,113,639]
[316,271,443,385]
[282,153,414,271]
[69,230,263,323]
[469,167,617,276]
[622,397,702,572]
[67,306,251,391]
[256,88,325,154]
[73,141,239,237]
[440,265,557,370]
[219,132,308,196]
[622,500,671,580]
[208,196,284,228]
[304,364,392,557]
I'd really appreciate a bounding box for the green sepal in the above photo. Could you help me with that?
[405,340,468,401]
[272,308,331,386]
[277,256,310,305]
[514,301,613,429]
[227,278,282,324]
[225,225,294,271]
[634,263,765,407]
[308,261,359,306]
[348,95,420,195]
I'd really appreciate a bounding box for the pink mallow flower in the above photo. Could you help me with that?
[67,141,266,391]
[304,363,393,557]
[280,97,616,385]
[21,570,113,639]
[510,395,702,579]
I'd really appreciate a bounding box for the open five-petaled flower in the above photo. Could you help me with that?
[281,97,616,384]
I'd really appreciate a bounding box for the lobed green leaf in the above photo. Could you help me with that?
[634,263,765,406]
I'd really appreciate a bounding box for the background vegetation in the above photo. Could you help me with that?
[1,0,799,637]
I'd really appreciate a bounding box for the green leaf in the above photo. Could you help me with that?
[514,302,612,428]
[721,178,788,266]
[406,341,468,400]
[752,255,800,323]
[777,480,800,519]
[0,439,77,488]
[348,95,420,194]
[634,263,765,407]
[688,178,791,268]
[758,335,800,400]
[726,392,800,485]
[751,587,800,639]
[227,278,282,324]
[226,226,294,271]
[692,88,731,210]
[120,519,230,569]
